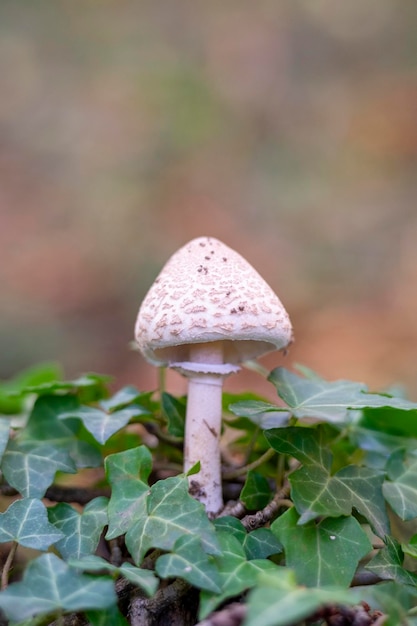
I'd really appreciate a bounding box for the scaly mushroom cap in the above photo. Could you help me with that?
[135,236,293,366]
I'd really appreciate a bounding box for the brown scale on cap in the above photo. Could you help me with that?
[135,236,293,368]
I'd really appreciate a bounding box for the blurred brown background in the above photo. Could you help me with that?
[1,1,417,399]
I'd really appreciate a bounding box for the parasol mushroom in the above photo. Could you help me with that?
[135,236,293,516]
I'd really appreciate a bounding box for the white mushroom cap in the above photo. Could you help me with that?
[135,236,293,367]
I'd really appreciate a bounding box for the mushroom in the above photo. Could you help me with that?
[135,236,293,516]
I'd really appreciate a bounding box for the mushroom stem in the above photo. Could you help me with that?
[183,342,224,516]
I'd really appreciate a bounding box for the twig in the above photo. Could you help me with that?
[217,500,246,519]
[129,579,192,625]
[241,482,291,530]
[0,482,110,505]
[222,448,276,479]
[1,541,17,589]
[195,602,246,626]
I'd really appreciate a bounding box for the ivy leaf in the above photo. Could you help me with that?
[21,373,111,399]
[161,392,186,438]
[3,394,97,487]
[48,497,108,560]
[268,367,417,423]
[243,528,283,560]
[69,555,158,597]
[2,439,76,498]
[58,405,135,445]
[156,535,221,593]
[240,470,271,510]
[361,406,417,439]
[199,532,278,620]
[86,605,129,626]
[100,387,152,412]
[291,464,389,536]
[213,517,283,560]
[228,401,289,430]
[365,537,417,586]
[125,475,220,565]
[0,362,62,414]
[271,508,372,587]
[0,553,116,622]
[71,438,102,469]
[364,582,417,626]
[0,419,11,462]
[213,516,247,543]
[105,446,152,540]
[383,450,417,521]
[402,534,417,559]
[267,427,390,537]
[0,499,64,550]
[245,569,357,626]
[265,426,333,468]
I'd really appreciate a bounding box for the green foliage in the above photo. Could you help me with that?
[1,364,417,624]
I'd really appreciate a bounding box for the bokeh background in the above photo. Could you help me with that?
[1,1,417,399]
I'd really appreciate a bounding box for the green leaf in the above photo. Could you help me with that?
[4,394,99,479]
[213,516,247,543]
[86,605,129,626]
[271,508,372,587]
[125,475,220,565]
[0,553,116,622]
[366,536,417,586]
[100,387,152,412]
[2,439,76,498]
[363,582,417,626]
[291,464,389,536]
[240,470,271,510]
[402,534,417,559]
[228,400,289,429]
[105,446,152,540]
[48,497,108,560]
[245,569,357,626]
[156,535,221,593]
[161,392,186,438]
[383,450,417,521]
[213,517,283,560]
[0,419,11,462]
[243,528,283,560]
[24,372,110,392]
[265,426,333,468]
[69,555,158,597]
[0,363,62,414]
[266,427,390,537]
[199,532,278,619]
[58,405,135,445]
[268,367,417,424]
[361,406,417,439]
[0,499,64,549]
